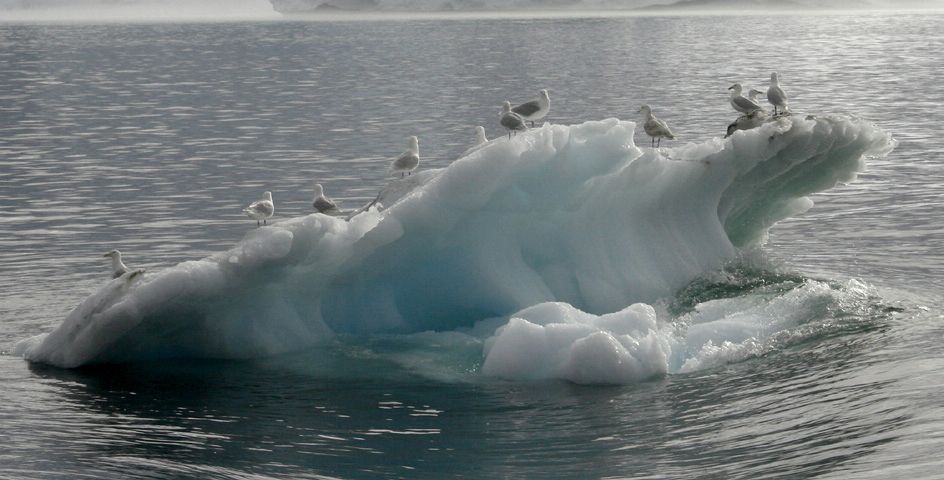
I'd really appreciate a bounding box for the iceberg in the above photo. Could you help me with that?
[16,115,893,371]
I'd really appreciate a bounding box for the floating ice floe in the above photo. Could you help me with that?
[16,115,894,370]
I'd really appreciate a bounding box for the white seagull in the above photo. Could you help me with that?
[638,104,676,147]
[474,125,488,146]
[243,191,274,226]
[103,249,144,280]
[312,183,339,214]
[390,136,420,178]
[500,101,527,139]
[767,72,789,115]
[729,83,763,116]
[103,249,128,278]
[512,89,550,127]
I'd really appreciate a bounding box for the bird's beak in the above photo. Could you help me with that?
[102,253,110,257]
[728,85,735,90]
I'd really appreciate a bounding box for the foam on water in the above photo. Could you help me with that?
[16,115,893,377]
[480,278,877,384]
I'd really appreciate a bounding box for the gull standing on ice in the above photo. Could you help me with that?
[312,183,339,214]
[500,101,527,139]
[244,191,274,226]
[460,126,489,158]
[103,249,144,280]
[638,104,675,147]
[474,126,488,146]
[390,136,420,177]
[729,83,763,116]
[767,72,789,115]
[512,89,550,127]
[103,249,128,278]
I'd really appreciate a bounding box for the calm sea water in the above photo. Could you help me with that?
[1,13,943,479]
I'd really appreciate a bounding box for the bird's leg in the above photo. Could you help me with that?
[256,220,260,226]
[264,219,267,225]
[657,138,661,147]
[530,121,535,128]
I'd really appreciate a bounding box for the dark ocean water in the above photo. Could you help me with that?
[1,13,942,479]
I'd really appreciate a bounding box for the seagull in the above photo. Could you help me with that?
[390,136,420,178]
[243,191,274,226]
[725,112,768,138]
[345,190,384,220]
[638,104,675,147]
[103,249,144,280]
[103,249,128,278]
[511,89,550,127]
[500,101,527,139]
[474,126,488,146]
[312,183,339,214]
[729,83,763,116]
[767,72,789,115]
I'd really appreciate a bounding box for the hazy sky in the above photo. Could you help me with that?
[0,0,281,20]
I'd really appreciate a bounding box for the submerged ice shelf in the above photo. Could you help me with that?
[16,115,894,373]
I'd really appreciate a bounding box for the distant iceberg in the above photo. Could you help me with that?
[16,115,893,370]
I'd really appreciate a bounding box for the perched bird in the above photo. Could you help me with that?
[103,249,144,280]
[474,125,488,146]
[767,72,789,115]
[345,190,384,221]
[729,83,763,116]
[390,136,420,178]
[500,101,528,139]
[638,104,675,147]
[725,111,769,138]
[461,126,489,158]
[511,89,551,127]
[312,183,339,214]
[243,191,274,226]
[103,249,129,279]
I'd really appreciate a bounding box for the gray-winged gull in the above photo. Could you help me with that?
[103,249,144,280]
[103,249,128,278]
[500,101,527,139]
[767,72,789,115]
[244,191,274,226]
[725,110,769,138]
[729,83,763,116]
[512,89,550,127]
[312,183,339,214]
[390,136,420,177]
[638,104,675,147]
